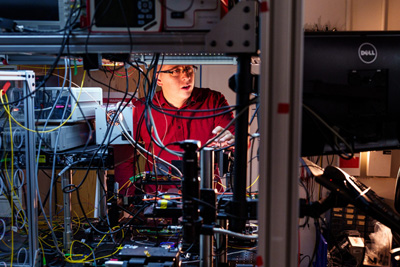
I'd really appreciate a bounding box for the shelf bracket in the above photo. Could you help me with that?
[206,0,258,54]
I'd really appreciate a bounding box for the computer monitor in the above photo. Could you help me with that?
[302,31,400,157]
[0,0,77,31]
[87,0,162,32]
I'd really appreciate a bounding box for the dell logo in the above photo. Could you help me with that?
[358,43,377,64]
[360,50,376,56]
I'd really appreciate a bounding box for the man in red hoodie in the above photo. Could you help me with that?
[115,65,235,195]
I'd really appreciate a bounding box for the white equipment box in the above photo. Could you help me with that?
[2,123,93,151]
[33,87,103,123]
[36,124,94,151]
[164,0,221,31]
[95,105,133,145]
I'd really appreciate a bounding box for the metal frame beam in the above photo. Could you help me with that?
[257,0,304,266]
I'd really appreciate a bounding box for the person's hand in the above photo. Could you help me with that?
[207,126,235,147]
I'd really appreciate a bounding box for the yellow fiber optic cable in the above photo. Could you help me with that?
[246,175,259,190]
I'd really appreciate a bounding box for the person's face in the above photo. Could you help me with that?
[157,65,196,107]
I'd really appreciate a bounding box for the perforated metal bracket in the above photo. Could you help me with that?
[0,70,35,95]
[24,70,35,95]
[206,0,258,53]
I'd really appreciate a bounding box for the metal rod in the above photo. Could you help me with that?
[180,140,202,244]
[24,70,39,266]
[94,170,108,219]
[200,236,213,267]
[213,227,258,240]
[200,147,214,188]
[231,54,252,232]
[62,171,73,250]
[200,148,214,267]
[216,219,228,264]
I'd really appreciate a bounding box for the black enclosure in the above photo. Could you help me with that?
[302,31,400,156]
[0,0,59,21]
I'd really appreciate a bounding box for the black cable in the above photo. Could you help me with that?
[149,100,237,113]
[88,63,143,201]
[59,144,109,192]
[180,243,195,255]
[59,69,133,193]
[191,197,217,211]
[128,58,157,179]
[303,104,354,159]
[0,33,69,107]
[116,0,133,55]
[74,182,152,235]
[2,20,90,248]
[85,71,136,97]
[249,102,259,125]
[328,155,335,165]
[145,139,182,244]
[87,62,144,177]
[98,63,143,197]
[199,104,250,151]
[35,71,94,161]
[42,62,81,257]
[61,61,94,162]
[139,55,189,162]
[149,103,238,120]
[300,254,311,265]
[213,143,234,152]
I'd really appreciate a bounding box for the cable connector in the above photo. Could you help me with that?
[1,81,11,96]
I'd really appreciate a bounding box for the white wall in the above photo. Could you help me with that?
[304,0,348,31]
[304,0,400,31]
[387,0,400,30]
[351,0,387,30]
